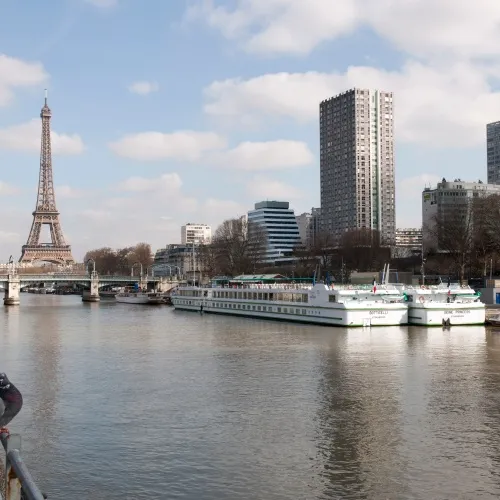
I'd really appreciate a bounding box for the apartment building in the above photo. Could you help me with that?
[320,88,395,245]
[181,223,211,245]
[422,179,500,250]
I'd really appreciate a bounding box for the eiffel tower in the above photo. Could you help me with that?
[19,91,75,265]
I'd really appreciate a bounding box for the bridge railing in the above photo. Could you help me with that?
[0,274,162,282]
[0,432,46,500]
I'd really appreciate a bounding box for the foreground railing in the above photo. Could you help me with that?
[0,432,46,500]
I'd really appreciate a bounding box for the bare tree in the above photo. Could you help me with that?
[213,218,250,275]
[429,202,475,283]
[340,228,388,272]
[309,231,335,270]
[83,247,119,274]
[128,242,154,271]
[198,242,220,277]
[83,243,153,275]
[247,220,268,272]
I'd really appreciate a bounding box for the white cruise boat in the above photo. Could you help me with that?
[402,282,485,326]
[171,282,408,327]
[115,290,164,305]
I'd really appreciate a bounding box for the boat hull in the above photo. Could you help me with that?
[116,295,164,305]
[408,303,485,326]
[172,298,408,327]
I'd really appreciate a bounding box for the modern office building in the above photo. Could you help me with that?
[487,121,500,184]
[296,207,321,247]
[320,88,395,245]
[247,201,301,264]
[422,178,500,250]
[296,212,312,247]
[181,223,211,245]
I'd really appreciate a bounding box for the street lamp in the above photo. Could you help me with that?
[131,262,143,278]
[85,259,96,274]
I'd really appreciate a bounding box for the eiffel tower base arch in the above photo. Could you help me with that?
[19,246,75,266]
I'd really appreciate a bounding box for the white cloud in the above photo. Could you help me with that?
[116,173,183,193]
[396,173,442,228]
[203,198,247,220]
[108,131,227,161]
[0,54,48,106]
[128,81,159,95]
[187,0,500,59]
[56,186,86,199]
[209,140,313,170]
[84,0,118,7]
[0,120,84,155]
[0,231,20,244]
[204,62,500,147]
[110,131,313,169]
[398,174,440,201]
[246,175,304,200]
[0,182,19,196]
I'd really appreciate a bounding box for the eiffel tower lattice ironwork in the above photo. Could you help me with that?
[19,91,75,265]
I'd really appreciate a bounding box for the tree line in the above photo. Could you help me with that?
[83,243,153,275]
[198,217,390,281]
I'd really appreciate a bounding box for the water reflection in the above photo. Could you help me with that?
[20,296,63,489]
[0,306,21,363]
[315,328,409,499]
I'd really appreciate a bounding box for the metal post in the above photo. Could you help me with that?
[421,244,426,286]
[0,433,45,500]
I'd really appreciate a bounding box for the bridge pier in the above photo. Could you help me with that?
[140,276,149,291]
[3,273,20,306]
[82,271,100,302]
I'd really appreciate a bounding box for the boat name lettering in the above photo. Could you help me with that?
[369,310,388,315]
[453,309,470,314]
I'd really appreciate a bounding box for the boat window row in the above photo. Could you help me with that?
[213,291,308,302]
[212,301,309,315]
[178,290,202,297]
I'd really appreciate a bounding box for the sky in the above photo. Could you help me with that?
[0,0,499,261]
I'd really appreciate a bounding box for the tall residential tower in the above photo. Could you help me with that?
[320,88,395,245]
[487,121,500,184]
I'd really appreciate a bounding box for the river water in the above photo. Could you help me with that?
[1,294,500,499]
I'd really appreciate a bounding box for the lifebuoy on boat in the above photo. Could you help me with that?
[419,295,425,303]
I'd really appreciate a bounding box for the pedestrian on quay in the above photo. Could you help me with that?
[0,373,23,434]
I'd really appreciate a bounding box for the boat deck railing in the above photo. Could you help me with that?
[0,431,46,499]
[215,284,313,290]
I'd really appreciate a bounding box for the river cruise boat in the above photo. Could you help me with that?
[172,278,408,327]
[402,282,485,326]
[115,288,164,305]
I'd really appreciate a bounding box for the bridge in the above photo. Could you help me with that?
[0,265,181,305]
